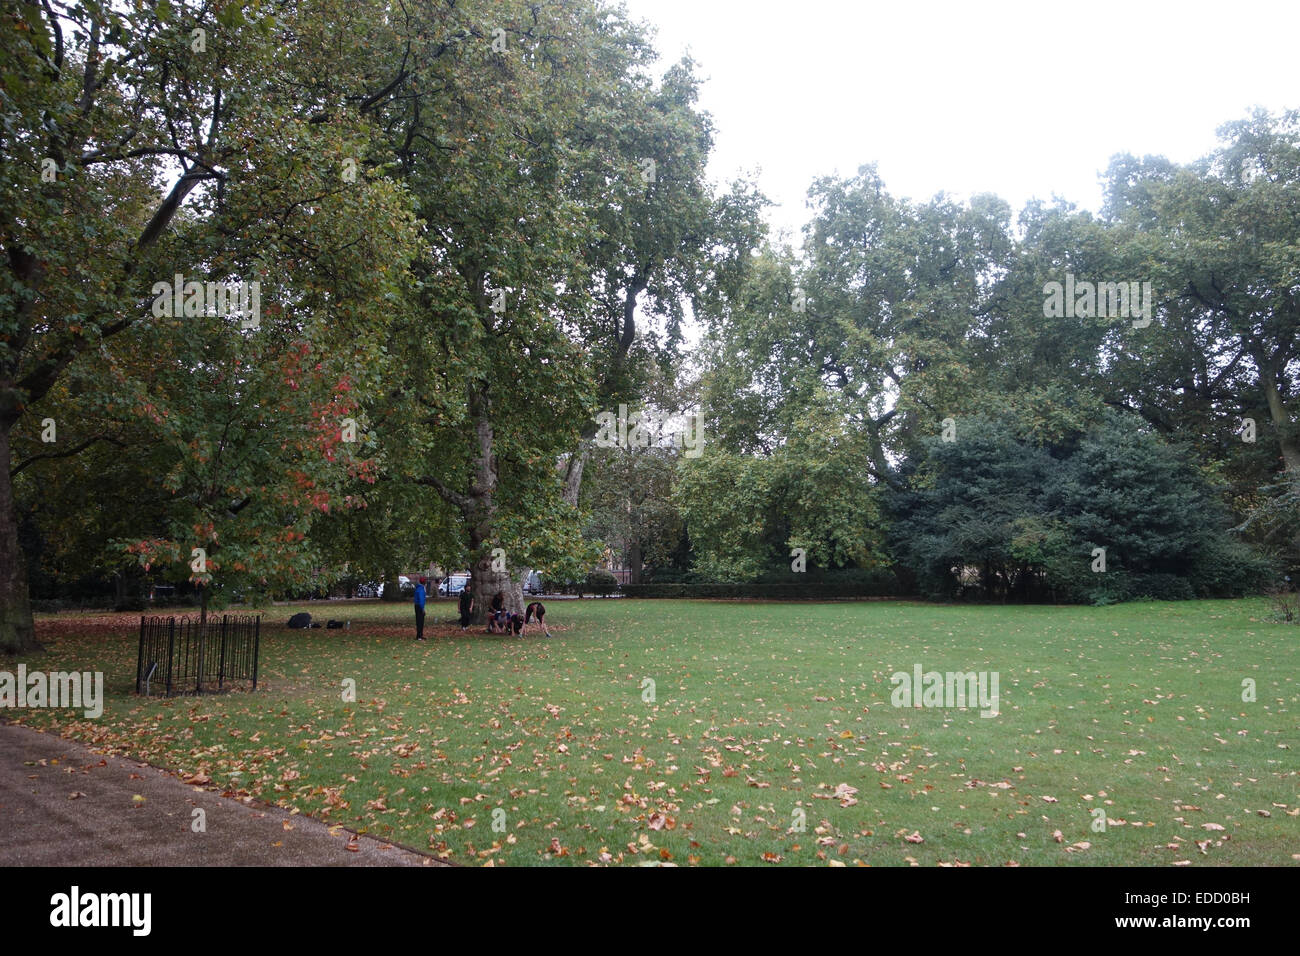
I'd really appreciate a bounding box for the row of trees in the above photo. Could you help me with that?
[5,1,1295,645]
[582,111,1299,600]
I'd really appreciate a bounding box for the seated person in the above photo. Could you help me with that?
[487,591,506,633]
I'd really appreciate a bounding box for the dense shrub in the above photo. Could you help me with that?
[889,412,1275,603]
[585,570,619,596]
[621,577,902,600]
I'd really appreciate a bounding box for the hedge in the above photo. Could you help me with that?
[620,581,903,600]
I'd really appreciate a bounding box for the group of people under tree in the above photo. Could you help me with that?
[411,576,549,641]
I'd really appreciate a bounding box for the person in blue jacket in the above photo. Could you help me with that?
[413,576,427,642]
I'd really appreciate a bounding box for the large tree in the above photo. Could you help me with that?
[1,0,422,650]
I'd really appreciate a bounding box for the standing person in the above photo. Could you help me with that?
[413,576,427,642]
[458,579,474,631]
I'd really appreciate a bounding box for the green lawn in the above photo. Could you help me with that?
[11,597,1299,866]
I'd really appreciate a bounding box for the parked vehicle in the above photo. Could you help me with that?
[524,571,543,594]
[439,573,470,596]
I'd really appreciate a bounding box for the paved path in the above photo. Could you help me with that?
[0,721,441,866]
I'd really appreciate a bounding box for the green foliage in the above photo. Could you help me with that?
[622,571,901,599]
[675,452,779,582]
[584,569,618,596]
[889,413,1274,603]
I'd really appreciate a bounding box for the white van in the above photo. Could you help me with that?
[440,573,470,596]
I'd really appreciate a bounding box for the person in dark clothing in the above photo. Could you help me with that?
[457,582,474,631]
[525,601,550,638]
[487,591,506,633]
[413,577,427,641]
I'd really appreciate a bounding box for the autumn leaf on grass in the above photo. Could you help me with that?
[1065,841,1091,853]
[761,852,783,863]
[1201,823,1226,831]
[1052,830,1064,843]
[547,838,569,857]
[647,812,676,831]
[182,772,212,786]
[904,831,924,844]
[832,783,858,807]
[746,775,770,789]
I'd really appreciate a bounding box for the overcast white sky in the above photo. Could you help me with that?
[619,0,1300,242]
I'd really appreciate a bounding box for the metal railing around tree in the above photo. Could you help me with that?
[136,615,261,696]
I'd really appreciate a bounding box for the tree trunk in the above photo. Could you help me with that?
[561,441,590,507]
[0,423,38,654]
[463,381,511,625]
[508,568,527,616]
[628,539,643,585]
[381,568,402,602]
[469,551,511,625]
[1258,358,1300,473]
[1255,354,1300,557]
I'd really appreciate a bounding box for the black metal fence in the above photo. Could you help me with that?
[136,615,261,696]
